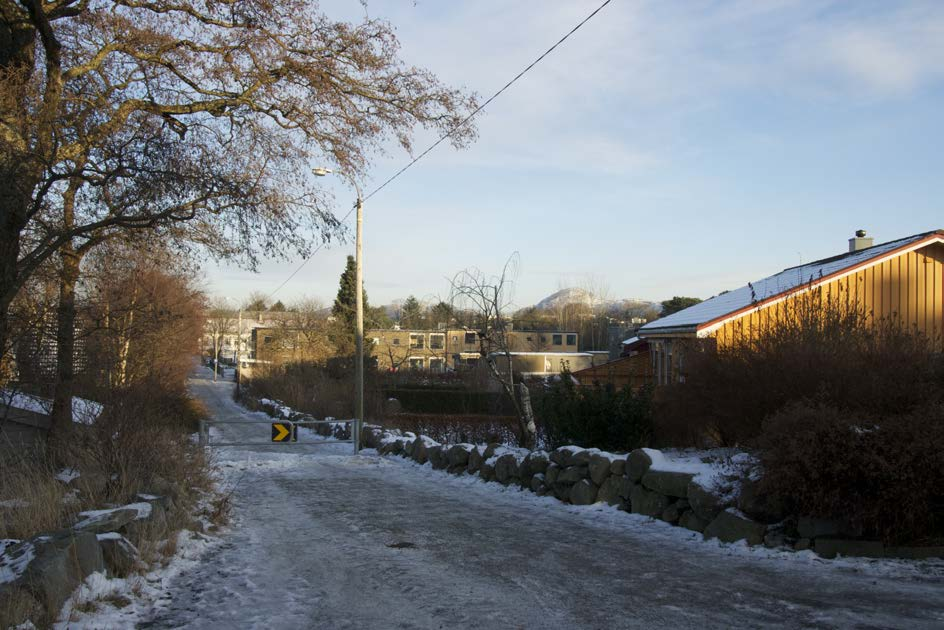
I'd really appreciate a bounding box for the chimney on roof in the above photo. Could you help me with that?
[848,229,874,253]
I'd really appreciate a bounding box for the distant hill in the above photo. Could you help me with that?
[535,288,661,315]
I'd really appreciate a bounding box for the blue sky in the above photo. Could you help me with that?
[204,0,944,310]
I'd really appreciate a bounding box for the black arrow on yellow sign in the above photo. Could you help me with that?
[271,422,293,442]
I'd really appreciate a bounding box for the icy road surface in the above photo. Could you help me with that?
[142,371,944,629]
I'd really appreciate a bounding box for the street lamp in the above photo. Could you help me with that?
[314,167,363,454]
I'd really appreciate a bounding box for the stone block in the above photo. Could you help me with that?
[609,458,626,477]
[630,484,670,518]
[679,510,709,533]
[588,454,612,486]
[687,481,725,522]
[557,466,589,485]
[569,480,599,506]
[626,449,653,482]
[642,470,694,498]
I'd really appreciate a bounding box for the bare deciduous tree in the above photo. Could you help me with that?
[0,0,478,379]
[449,254,537,449]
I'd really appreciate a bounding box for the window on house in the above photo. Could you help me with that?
[566,334,576,346]
[429,333,444,350]
[263,336,273,344]
[526,336,533,342]
[392,338,400,346]
[429,357,445,372]
[464,332,476,344]
[540,335,547,343]
[552,334,563,345]
[409,357,425,370]
[409,333,425,349]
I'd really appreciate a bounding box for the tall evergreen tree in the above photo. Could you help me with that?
[331,255,370,354]
[400,295,423,328]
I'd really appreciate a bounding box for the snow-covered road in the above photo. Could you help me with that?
[142,372,944,629]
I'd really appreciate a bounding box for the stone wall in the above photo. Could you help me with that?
[363,426,943,561]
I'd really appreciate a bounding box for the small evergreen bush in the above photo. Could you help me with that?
[537,375,652,452]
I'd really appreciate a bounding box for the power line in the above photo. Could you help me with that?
[266,0,613,301]
[364,0,612,201]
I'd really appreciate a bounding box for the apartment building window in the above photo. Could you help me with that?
[409,357,425,370]
[464,332,476,344]
[552,334,563,345]
[409,333,425,349]
[566,334,576,346]
[429,333,444,350]
[429,357,444,372]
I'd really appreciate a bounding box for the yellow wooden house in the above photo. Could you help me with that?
[638,229,944,384]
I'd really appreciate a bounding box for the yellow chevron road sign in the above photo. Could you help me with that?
[271,421,295,442]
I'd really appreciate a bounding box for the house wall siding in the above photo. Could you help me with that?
[713,243,944,347]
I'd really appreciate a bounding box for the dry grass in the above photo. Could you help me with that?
[0,384,222,628]
[0,587,44,630]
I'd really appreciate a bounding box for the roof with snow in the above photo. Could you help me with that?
[639,229,944,336]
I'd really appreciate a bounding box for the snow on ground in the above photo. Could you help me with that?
[0,539,35,585]
[0,389,102,424]
[56,529,221,629]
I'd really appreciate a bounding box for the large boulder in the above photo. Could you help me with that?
[466,446,484,473]
[617,478,635,501]
[427,445,447,470]
[687,482,726,522]
[403,438,415,457]
[557,466,589,485]
[609,458,627,477]
[596,476,624,506]
[73,506,145,535]
[97,533,139,577]
[447,444,472,471]
[530,473,546,494]
[9,531,104,612]
[379,440,403,456]
[703,510,767,546]
[550,447,579,468]
[411,437,429,464]
[679,510,709,533]
[483,443,502,460]
[545,464,561,486]
[661,502,684,524]
[569,480,599,506]
[479,461,496,482]
[494,454,520,485]
[630,484,670,518]
[588,454,612,486]
[626,449,653,482]
[641,470,694,499]
[521,451,549,479]
[571,450,593,466]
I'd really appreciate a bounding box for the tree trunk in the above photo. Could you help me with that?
[115,283,138,387]
[49,244,80,447]
[515,382,538,450]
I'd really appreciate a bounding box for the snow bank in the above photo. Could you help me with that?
[0,539,34,585]
[0,389,102,425]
